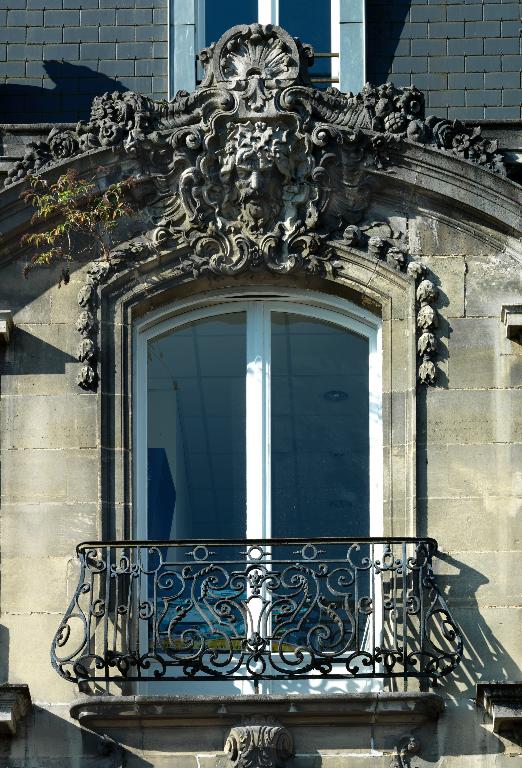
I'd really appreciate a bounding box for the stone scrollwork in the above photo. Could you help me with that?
[5,25,507,188]
[224,717,294,768]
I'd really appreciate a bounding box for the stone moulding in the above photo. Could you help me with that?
[501,304,522,342]
[69,692,445,729]
[224,717,293,768]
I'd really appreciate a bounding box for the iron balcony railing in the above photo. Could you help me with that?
[51,538,462,686]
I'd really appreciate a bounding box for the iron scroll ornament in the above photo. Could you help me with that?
[51,537,463,686]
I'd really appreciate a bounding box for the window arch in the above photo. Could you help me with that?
[134,287,382,543]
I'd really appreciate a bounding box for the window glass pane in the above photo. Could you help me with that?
[271,312,369,538]
[147,313,246,540]
[279,0,332,80]
[205,0,258,46]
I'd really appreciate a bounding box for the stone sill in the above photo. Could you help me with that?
[70,692,444,729]
[0,684,31,736]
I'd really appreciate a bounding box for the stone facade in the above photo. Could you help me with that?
[0,20,521,768]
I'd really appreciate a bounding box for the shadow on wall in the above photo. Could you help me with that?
[366,0,410,84]
[0,61,128,124]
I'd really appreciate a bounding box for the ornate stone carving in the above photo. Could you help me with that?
[409,264,440,385]
[224,717,293,768]
[5,25,507,188]
[74,238,153,389]
[389,735,421,768]
[12,23,443,388]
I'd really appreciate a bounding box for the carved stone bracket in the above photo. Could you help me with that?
[477,682,522,744]
[224,717,293,768]
[389,735,421,768]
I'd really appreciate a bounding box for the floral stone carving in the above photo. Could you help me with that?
[224,717,294,768]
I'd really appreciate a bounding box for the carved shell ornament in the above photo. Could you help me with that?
[214,24,301,111]
[8,22,474,388]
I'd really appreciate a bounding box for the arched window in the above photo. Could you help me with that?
[135,288,382,544]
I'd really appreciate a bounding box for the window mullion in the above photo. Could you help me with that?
[246,303,271,539]
[258,0,278,25]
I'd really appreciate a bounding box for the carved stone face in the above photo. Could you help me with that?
[217,120,307,234]
[234,148,282,225]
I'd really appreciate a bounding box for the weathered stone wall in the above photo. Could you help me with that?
[0,191,520,766]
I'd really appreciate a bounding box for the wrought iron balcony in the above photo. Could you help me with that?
[51,538,462,686]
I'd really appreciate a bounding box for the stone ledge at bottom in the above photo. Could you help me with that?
[70,692,444,729]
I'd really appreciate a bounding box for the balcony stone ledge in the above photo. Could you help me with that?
[476,682,522,737]
[70,691,444,729]
[0,684,31,736]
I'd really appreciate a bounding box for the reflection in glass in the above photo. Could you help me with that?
[205,0,257,46]
[147,312,247,541]
[271,312,370,538]
[279,0,332,80]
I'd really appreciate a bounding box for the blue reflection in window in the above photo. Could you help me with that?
[205,0,258,46]
[279,0,332,79]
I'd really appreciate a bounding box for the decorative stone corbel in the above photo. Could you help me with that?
[477,682,522,744]
[389,735,421,768]
[224,717,294,768]
[0,310,14,345]
[0,684,31,736]
[501,304,522,342]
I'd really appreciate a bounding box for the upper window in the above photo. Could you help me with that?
[135,290,381,544]
[202,0,339,85]
[169,1,367,99]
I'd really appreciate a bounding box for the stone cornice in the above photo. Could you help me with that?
[70,692,444,729]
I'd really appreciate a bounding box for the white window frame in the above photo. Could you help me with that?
[134,286,382,695]
[168,1,366,98]
[134,286,382,542]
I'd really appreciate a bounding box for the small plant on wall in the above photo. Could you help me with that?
[20,168,137,285]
